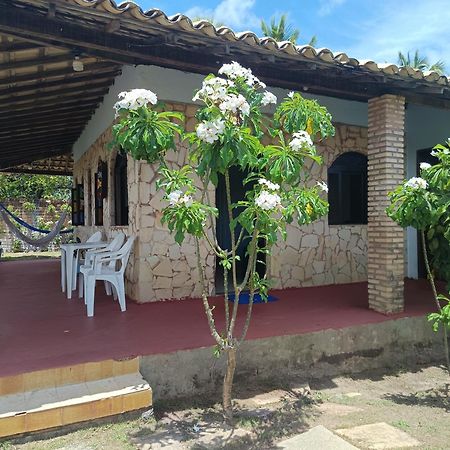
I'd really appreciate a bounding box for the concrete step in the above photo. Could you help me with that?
[0,358,140,396]
[0,372,152,437]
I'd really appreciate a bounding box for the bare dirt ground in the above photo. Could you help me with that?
[2,364,449,450]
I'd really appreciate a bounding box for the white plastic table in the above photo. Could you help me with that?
[60,242,108,299]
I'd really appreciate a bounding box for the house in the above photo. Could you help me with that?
[36,0,448,314]
[1,0,449,436]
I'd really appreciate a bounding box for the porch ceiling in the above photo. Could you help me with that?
[2,0,450,171]
[0,32,121,171]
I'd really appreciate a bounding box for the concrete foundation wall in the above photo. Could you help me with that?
[139,316,445,400]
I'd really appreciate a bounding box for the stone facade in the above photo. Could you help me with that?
[74,102,369,302]
[73,102,215,302]
[367,95,405,313]
[270,124,368,288]
[73,126,133,295]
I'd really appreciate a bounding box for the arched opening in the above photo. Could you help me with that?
[113,152,129,226]
[328,152,368,225]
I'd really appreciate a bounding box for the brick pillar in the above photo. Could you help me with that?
[367,94,405,313]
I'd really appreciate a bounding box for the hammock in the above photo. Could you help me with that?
[0,204,71,248]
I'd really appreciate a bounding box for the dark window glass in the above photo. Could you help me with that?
[114,152,129,226]
[328,152,368,225]
[94,161,107,226]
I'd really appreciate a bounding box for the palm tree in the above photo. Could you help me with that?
[398,50,446,75]
[261,14,317,46]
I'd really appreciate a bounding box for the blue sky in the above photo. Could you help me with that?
[135,0,450,67]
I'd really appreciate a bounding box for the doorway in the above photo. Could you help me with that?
[215,167,265,293]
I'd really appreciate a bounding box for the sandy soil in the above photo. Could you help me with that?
[2,364,449,450]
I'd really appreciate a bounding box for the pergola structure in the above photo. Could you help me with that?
[1,0,450,175]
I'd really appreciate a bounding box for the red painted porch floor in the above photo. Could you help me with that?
[0,259,436,377]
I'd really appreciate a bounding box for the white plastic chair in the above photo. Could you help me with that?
[84,236,136,317]
[60,230,102,293]
[71,231,103,289]
[78,232,126,299]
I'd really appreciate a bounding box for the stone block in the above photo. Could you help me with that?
[153,260,173,277]
[302,234,319,248]
[153,276,172,289]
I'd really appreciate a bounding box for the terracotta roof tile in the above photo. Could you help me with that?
[57,0,450,87]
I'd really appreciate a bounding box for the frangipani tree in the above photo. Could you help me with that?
[112,62,335,420]
[387,143,450,372]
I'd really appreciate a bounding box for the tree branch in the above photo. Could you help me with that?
[421,229,450,372]
[239,234,259,343]
[195,237,224,347]
[225,169,239,343]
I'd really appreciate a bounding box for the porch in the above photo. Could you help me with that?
[1,258,437,379]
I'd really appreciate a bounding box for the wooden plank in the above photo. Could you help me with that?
[0,143,74,157]
[0,104,96,120]
[0,89,108,111]
[0,94,99,118]
[0,113,90,130]
[0,41,43,52]
[0,121,85,136]
[0,131,80,145]
[0,79,112,103]
[0,74,116,97]
[0,53,72,72]
[0,63,120,88]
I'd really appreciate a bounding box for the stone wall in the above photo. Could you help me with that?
[74,103,369,302]
[270,124,368,288]
[73,102,215,302]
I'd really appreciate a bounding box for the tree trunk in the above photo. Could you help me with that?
[223,347,237,422]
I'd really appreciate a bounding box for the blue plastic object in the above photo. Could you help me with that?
[227,292,278,304]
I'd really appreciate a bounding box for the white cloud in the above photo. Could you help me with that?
[185,0,260,30]
[343,0,450,67]
[318,0,346,16]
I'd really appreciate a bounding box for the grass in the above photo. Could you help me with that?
[1,251,59,261]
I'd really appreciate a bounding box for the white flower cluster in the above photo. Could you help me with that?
[258,178,280,190]
[289,130,314,152]
[192,77,234,103]
[255,190,282,211]
[261,91,277,106]
[196,118,225,144]
[218,61,265,87]
[420,162,431,170]
[168,190,194,207]
[114,89,157,114]
[317,181,328,193]
[219,93,250,116]
[405,177,428,190]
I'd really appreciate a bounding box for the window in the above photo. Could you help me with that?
[85,170,92,226]
[71,182,84,226]
[328,152,368,225]
[94,161,108,226]
[114,152,129,226]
